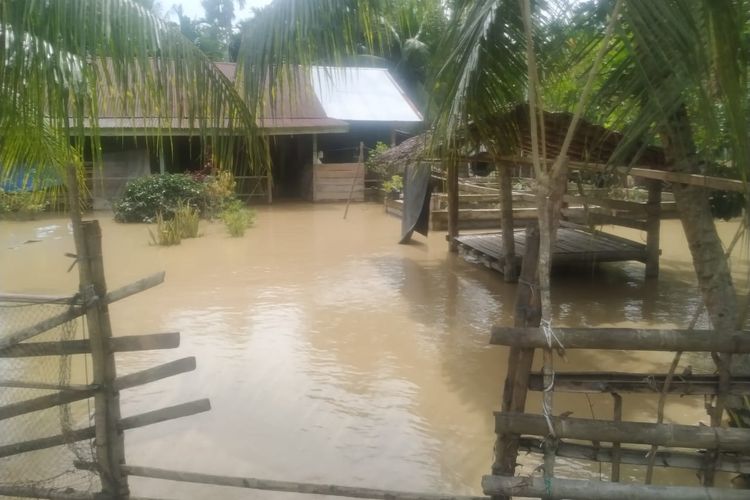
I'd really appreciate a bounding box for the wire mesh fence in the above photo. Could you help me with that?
[0,298,99,496]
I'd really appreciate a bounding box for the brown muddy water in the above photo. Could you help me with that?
[1,203,747,498]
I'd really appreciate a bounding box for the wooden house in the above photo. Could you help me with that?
[87,62,422,208]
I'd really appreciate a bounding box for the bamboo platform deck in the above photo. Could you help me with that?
[455,226,648,274]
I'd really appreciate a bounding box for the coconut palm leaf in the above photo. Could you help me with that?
[0,0,266,196]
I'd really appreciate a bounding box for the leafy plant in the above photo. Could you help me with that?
[382,175,403,193]
[202,169,237,217]
[172,201,201,238]
[221,199,255,237]
[114,174,206,223]
[148,213,182,246]
[365,141,392,179]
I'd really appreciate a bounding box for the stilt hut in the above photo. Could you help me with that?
[375,104,746,281]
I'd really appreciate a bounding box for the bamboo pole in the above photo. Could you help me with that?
[122,465,487,500]
[526,371,750,395]
[611,393,622,482]
[0,306,87,350]
[490,327,750,352]
[0,388,97,421]
[498,166,517,281]
[0,333,180,357]
[78,220,127,498]
[104,272,165,305]
[0,399,211,459]
[517,438,750,474]
[113,357,196,391]
[645,180,662,278]
[447,157,459,252]
[495,412,750,451]
[493,226,540,488]
[481,475,748,500]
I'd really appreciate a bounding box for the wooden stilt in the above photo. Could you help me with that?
[78,221,128,498]
[447,158,459,252]
[492,226,540,497]
[645,180,661,278]
[498,166,517,281]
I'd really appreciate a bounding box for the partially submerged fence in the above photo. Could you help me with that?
[486,225,750,499]
[0,220,207,499]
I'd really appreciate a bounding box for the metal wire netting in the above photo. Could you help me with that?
[0,299,99,496]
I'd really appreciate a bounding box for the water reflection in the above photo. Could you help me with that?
[0,207,741,496]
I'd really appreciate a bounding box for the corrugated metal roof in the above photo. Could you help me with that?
[310,66,422,123]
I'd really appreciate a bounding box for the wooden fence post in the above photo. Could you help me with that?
[645,180,661,279]
[447,158,459,252]
[498,165,517,282]
[492,225,541,498]
[80,221,128,498]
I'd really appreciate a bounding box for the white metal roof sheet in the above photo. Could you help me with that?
[310,66,423,123]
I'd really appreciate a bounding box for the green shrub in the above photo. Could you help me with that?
[114,174,205,223]
[172,201,200,238]
[382,174,403,193]
[221,200,255,237]
[0,190,45,219]
[203,170,237,218]
[148,213,182,246]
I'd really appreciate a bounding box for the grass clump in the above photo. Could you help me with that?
[221,200,255,237]
[173,201,200,238]
[148,213,182,246]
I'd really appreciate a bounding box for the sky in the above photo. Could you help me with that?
[161,0,274,22]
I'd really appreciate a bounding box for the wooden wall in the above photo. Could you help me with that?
[312,163,365,202]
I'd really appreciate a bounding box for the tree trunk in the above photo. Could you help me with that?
[662,107,739,345]
[662,106,747,487]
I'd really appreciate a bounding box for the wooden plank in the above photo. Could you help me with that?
[0,380,96,391]
[490,327,750,352]
[104,272,165,305]
[0,485,97,499]
[481,475,748,500]
[122,465,487,500]
[502,155,747,192]
[0,399,210,459]
[517,437,750,474]
[118,399,210,430]
[0,306,87,350]
[0,332,180,357]
[0,388,97,421]
[563,195,649,214]
[0,294,78,304]
[114,357,196,391]
[494,412,750,451]
[527,372,750,395]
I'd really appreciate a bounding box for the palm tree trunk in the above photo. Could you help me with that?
[662,106,739,339]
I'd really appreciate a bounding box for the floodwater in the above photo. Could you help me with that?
[0,203,747,498]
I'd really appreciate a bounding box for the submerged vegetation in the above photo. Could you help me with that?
[0,190,45,219]
[114,174,206,223]
[221,199,255,237]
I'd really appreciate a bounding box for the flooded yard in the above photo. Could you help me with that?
[0,203,745,497]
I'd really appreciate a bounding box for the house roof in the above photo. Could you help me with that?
[92,62,420,136]
[310,66,423,123]
[372,105,666,172]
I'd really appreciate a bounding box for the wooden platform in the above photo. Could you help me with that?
[455,226,648,274]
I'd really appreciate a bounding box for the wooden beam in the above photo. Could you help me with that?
[0,388,97,421]
[447,158,459,251]
[78,220,125,496]
[481,475,748,500]
[0,399,210,459]
[122,465,487,500]
[114,357,196,391]
[517,438,750,474]
[495,412,750,451]
[0,380,96,391]
[502,156,747,193]
[645,180,662,278]
[104,272,165,305]
[498,166,516,281]
[118,399,211,430]
[0,293,78,304]
[490,327,750,352]
[0,333,180,357]
[527,372,750,395]
[0,306,87,350]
